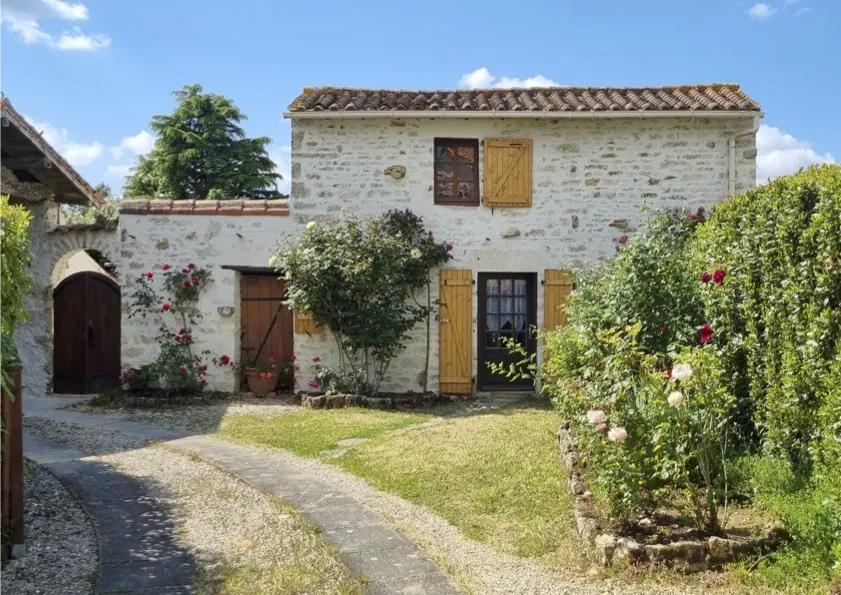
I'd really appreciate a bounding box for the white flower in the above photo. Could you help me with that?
[306,221,317,230]
[670,363,692,382]
[410,248,422,259]
[586,409,607,425]
[608,427,628,443]
[667,391,684,407]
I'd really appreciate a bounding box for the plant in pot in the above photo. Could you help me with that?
[215,352,296,398]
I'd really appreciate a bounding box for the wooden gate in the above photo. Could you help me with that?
[240,274,294,389]
[439,269,473,394]
[53,272,121,394]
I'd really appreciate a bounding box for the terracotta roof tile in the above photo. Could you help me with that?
[118,199,289,216]
[288,84,760,114]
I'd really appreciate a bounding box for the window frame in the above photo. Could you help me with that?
[433,138,480,206]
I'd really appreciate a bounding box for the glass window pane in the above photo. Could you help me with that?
[487,297,498,313]
[458,144,476,164]
[456,164,475,183]
[514,315,526,331]
[500,314,513,330]
[456,182,474,200]
[435,145,454,162]
[515,297,527,314]
[486,331,499,348]
[487,279,499,295]
[435,182,453,198]
[500,279,512,295]
[486,315,499,331]
[500,297,512,313]
[514,279,526,294]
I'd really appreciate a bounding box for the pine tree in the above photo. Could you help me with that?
[124,85,281,199]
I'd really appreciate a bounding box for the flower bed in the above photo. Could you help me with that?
[300,392,461,410]
[556,424,788,571]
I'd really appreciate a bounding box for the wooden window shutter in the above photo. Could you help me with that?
[544,269,573,330]
[483,138,533,207]
[439,269,473,394]
[294,311,322,334]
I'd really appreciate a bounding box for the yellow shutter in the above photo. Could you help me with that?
[483,138,533,207]
[294,311,322,334]
[439,269,473,394]
[544,269,573,330]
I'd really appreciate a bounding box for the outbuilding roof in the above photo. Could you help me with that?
[287,84,760,115]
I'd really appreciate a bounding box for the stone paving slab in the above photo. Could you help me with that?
[170,435,460,594]
[23,433,197,594]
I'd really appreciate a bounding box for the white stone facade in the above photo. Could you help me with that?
[288,115,758,393]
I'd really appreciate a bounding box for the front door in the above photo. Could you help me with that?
[477,273,537,391]
[53,272,121,394]
[239,274,294,389]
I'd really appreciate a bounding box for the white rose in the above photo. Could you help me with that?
[410,248,422,259]
[586,409,607,425]
[667,391,684,407]
[670,363,692,382]
[306,221,317,230]
[608,427,628,443]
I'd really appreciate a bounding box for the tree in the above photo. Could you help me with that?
[124,85,281,199]
[64,182,119,230]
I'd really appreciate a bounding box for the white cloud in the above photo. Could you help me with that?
[756,124,835,182]
[1,0,110,50]
[458,67,559,89]
[109,130,155,159]
[25,116,104,167]
[783,0,800,5]
[794,6,812,15]
[270,144,291,195]
[103,163,133,182]
[748,3,777,19]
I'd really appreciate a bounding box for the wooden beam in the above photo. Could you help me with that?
[3,156,52,169]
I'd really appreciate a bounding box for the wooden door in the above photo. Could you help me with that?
[477,273,537,391]
[53,272,121,394]
[240,274,294,389]
[439,269,473,394]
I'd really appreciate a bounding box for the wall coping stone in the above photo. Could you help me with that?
[119,198,290,216]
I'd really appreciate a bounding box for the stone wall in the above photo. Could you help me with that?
[118,201,297,392]
[289,115,758,393]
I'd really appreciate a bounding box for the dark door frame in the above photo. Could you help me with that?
[477,272,537,391]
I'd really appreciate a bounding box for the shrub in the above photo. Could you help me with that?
[1,195,33,395]
[694,164,841,474]
[273,209,452,396]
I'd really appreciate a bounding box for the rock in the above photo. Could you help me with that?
[306,395,326,409]
[646,541,706,565]
[325,394,346,409]
[501,227,521,238]
[384,165,406,179]
[365,397,393,409]
[638,517,653,528]
[613,537,645,566]
[594,534,616,566]
[345,394,364,407]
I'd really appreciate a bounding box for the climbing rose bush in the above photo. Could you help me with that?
[124,262,213,397]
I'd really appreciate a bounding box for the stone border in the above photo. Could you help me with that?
[300,392,460,410]
[556,425,788,572]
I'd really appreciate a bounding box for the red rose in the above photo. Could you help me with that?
[182,268,189,274]
[162,302,171,311]
[293,365,300,371]
[308,379,319,389]
[700,272,711,284]
[183,280,191,288]
[199,365,208,372]
[268,356,276,364]
[690,214,699,222]
[191,276,198,285]
[200,379,207,386]
[666,368,673,380]
[220,354,230,365]
[185,334,192,343]
[699,323,713,345]
[187,263,196,270]
[446,243,453,252]
[312,357,321,363]
[179,367,188,375]
[618,235,629,245]
[174,335,182,343]
[260,371,267,379]
[179,328,187,335]
[713,268,726,286]
[661,323,670,334]
[698,206,705,214]
[145,272,154,279]
[162,264,171,271]
[289,355,296,362]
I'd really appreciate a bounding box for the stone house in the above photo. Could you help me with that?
[284,84,761,394]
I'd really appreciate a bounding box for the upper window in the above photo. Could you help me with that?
[434,139,479,206]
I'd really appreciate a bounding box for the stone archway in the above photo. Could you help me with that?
[14,222,121,398]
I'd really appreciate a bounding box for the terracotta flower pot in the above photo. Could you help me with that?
[245,368,279,398]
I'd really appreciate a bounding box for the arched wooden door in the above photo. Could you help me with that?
[53,272,121,394]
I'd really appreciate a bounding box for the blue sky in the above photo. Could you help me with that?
[2,0,838,195]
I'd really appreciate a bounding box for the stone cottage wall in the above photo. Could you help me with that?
[289,115,758,393]
[118,200,296,392]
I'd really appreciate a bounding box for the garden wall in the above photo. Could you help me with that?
[118,199,296,392]
[289,115,758,393]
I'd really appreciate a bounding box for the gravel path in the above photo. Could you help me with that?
[24,417,364,595]
[1,464,98,595]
